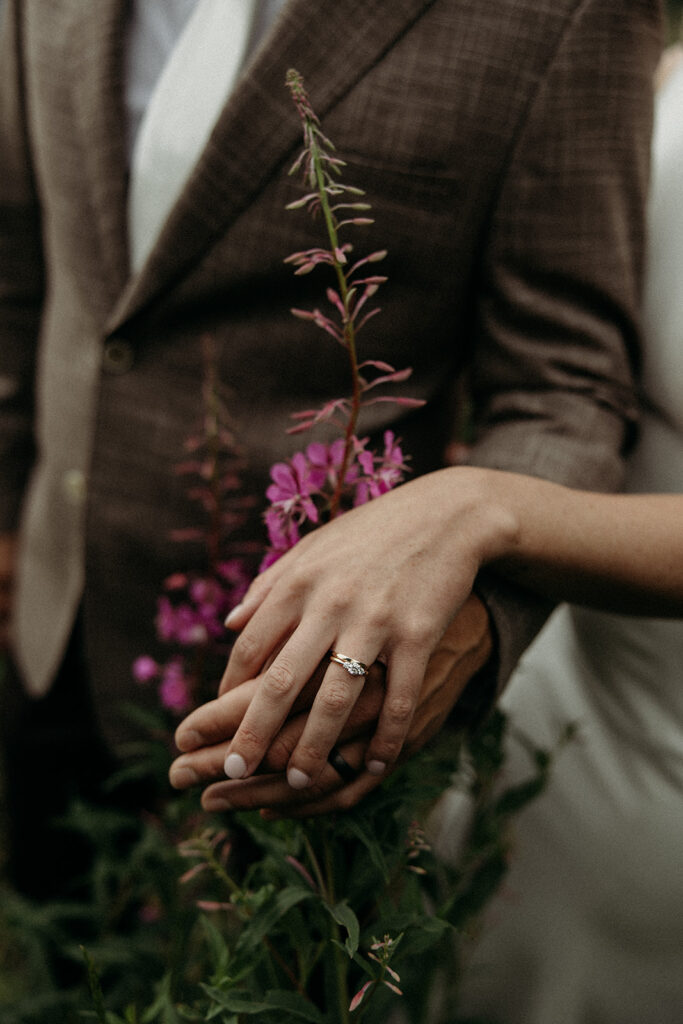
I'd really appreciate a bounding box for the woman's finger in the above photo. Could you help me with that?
[201,739,369,814]
[221,622,335,780]
[281,642,381,788]
[219,595,298,695]
[361,643,431,772]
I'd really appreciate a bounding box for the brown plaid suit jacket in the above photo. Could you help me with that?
[0,0,662,742]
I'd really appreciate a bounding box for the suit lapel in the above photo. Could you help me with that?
[106,0,436,335]
[67,0,131,316]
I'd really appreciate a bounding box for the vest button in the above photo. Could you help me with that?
[103,340,134,375]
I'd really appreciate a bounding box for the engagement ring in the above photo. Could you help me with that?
[329,650,369,678]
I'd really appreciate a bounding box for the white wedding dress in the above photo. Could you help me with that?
[437,62,683,1024]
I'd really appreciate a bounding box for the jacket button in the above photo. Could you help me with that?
[103,340,134,374]
[62,468,87,506]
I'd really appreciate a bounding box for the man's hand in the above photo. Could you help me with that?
[170,594,493,816]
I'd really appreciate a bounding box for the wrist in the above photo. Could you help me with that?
[459,468,521,568]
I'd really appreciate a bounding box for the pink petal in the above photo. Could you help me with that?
[349,981,374,1012]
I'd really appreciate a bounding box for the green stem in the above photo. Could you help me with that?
[309,133,362,519]
[322,833,351,1024]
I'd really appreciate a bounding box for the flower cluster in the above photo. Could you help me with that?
[349,934,403,1012]
[262,430,408,568]
[133,560,251,713]
[132,339,256,716]
[257,71,424,568]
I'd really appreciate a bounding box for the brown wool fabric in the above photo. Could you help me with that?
[0,0,662,743]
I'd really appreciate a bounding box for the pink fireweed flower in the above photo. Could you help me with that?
[155,595,177,643]
[138,902,163,924]
[171,603,209,645]
[266,451,325,524]
[349,980,373,1012]
[305,438,358,491]
[159,658,192,712]
[353,431,407,506]
[285,855,318,891]
[132,655,159,684]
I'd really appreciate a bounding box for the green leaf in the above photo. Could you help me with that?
[326,901,360,956]
[139,973,184,1024]
[236,886,314,950]
[339,818,390,884]
[200,987,325,1022]
[199,914,231,977]
[81,946,108,1024]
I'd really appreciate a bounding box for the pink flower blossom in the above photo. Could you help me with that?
[138,902,163,924]
[132,655,159,684]
[155,596,177,643]
[159,659,192,712]
[349,980,373,1012]
[266,451,325,524]
[306,438,358,492]
[353,431,407,506]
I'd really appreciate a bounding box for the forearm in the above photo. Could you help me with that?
[469,469,683,616]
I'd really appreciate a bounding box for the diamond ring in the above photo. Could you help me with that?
[329,650,370,678]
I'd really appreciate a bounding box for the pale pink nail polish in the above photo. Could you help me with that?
[287,767,311,790]
[224,603,243,628]
[225,752,248,778]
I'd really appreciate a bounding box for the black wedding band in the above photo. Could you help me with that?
[327,746,360,783]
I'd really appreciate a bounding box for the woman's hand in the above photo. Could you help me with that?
[211,467,508,791]
[170,594,493,816]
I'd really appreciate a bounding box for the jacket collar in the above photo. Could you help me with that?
[69,0,436,334]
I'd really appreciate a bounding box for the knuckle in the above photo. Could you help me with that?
[384,693,415,727]
[263,659,298,699]
[364,608,391,635]
[317,682,352,717]
[286,564,310,596]
[324,592,351,619]
[400,616,436,650]
[232,628,263,667]
[236,723,265,751]
[295,740,328,764]
[371,739,401,764]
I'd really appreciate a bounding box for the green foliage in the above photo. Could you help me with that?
[0,708,568,1023]
[666,0,683,40]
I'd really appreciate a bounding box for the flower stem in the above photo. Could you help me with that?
[308,134,362,519]
[323,833,352,1024]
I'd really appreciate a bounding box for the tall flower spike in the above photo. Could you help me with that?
[280,71,424,522]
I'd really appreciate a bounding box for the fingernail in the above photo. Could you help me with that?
[224,604,243,627]
[169,763,199,788]
[204,796,232,812]
[225,752,248,779]
[176,729,202,752]
[287,767,311,790]
[367,760,387,776]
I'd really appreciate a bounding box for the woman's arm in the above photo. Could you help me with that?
[171,464,681,808]
[471,469,683,616]
[206,465,679,788]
